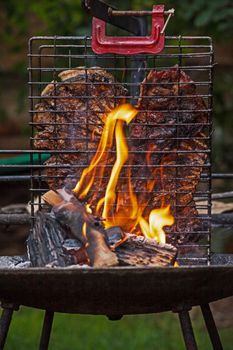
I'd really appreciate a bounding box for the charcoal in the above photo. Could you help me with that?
[0,256,31,269]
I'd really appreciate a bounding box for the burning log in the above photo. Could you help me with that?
[115,235,177,267]
[105,226,125,247]
[27,213,88,267]
[27,213,177,268]
[84,225,117,267]
[27,212,73,267]
[42,190,118,268]
[26,190,178,268]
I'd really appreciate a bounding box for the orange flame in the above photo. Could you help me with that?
[85,204,92,214]
[73,104,137,199]
[82,222,87,240]
[101,120,129,227]
[73,104,175,244]
[138,206,174,244]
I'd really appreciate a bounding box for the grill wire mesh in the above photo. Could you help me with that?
[28,35,213,265]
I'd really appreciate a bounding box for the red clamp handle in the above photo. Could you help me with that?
[92,5,165,55]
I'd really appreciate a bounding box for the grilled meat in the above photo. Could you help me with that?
[129,67,208,244]
[34,66,209,246]
[33,67,127,190]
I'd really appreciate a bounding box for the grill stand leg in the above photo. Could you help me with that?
[39,310,54,350]
[174,308,198,350]
[201,304,223,350]
[0,302,18,350]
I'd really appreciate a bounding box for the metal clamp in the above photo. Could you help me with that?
[92,5,165,55]
[107,7,175,34]
[82,0,143,35]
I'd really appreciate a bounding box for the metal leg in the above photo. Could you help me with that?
[39,310,54,350]
[178,310,198,350]
[0,303,18,350]
[201,304,223,350]
[107,315,123,321]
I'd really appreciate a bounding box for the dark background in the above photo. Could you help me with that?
[0,1,233,349]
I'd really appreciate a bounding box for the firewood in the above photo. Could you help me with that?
[42,190,63,206]
[40,191,176,267]
[43,189,100,234]
[52,201,86,243]
[43,189,100,243]
[27,212,75,267]
[27,212,177,267]
[105,226,124,247]
[115,235,177,267]
[86,226,119,268]
[62,239,88,265]
[43,189,118,267]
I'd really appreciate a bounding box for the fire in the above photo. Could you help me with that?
[138,206,174,244]
[73,104,137,199]
[82,222,87,240]
[85,204,92,214]
[73,104,174,243]
[102,120,129,224]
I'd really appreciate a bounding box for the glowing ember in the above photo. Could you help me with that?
[73,104,175,244]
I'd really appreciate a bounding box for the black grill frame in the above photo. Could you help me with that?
[26,35,214,265]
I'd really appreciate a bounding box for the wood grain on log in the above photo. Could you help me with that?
[27,212,74,267]
[43,190,118,267]
[32,190,177,268]
[116,235,177,267]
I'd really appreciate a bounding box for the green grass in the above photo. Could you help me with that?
[3,307,233,350]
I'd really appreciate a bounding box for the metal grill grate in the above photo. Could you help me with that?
[28,35,213,265]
